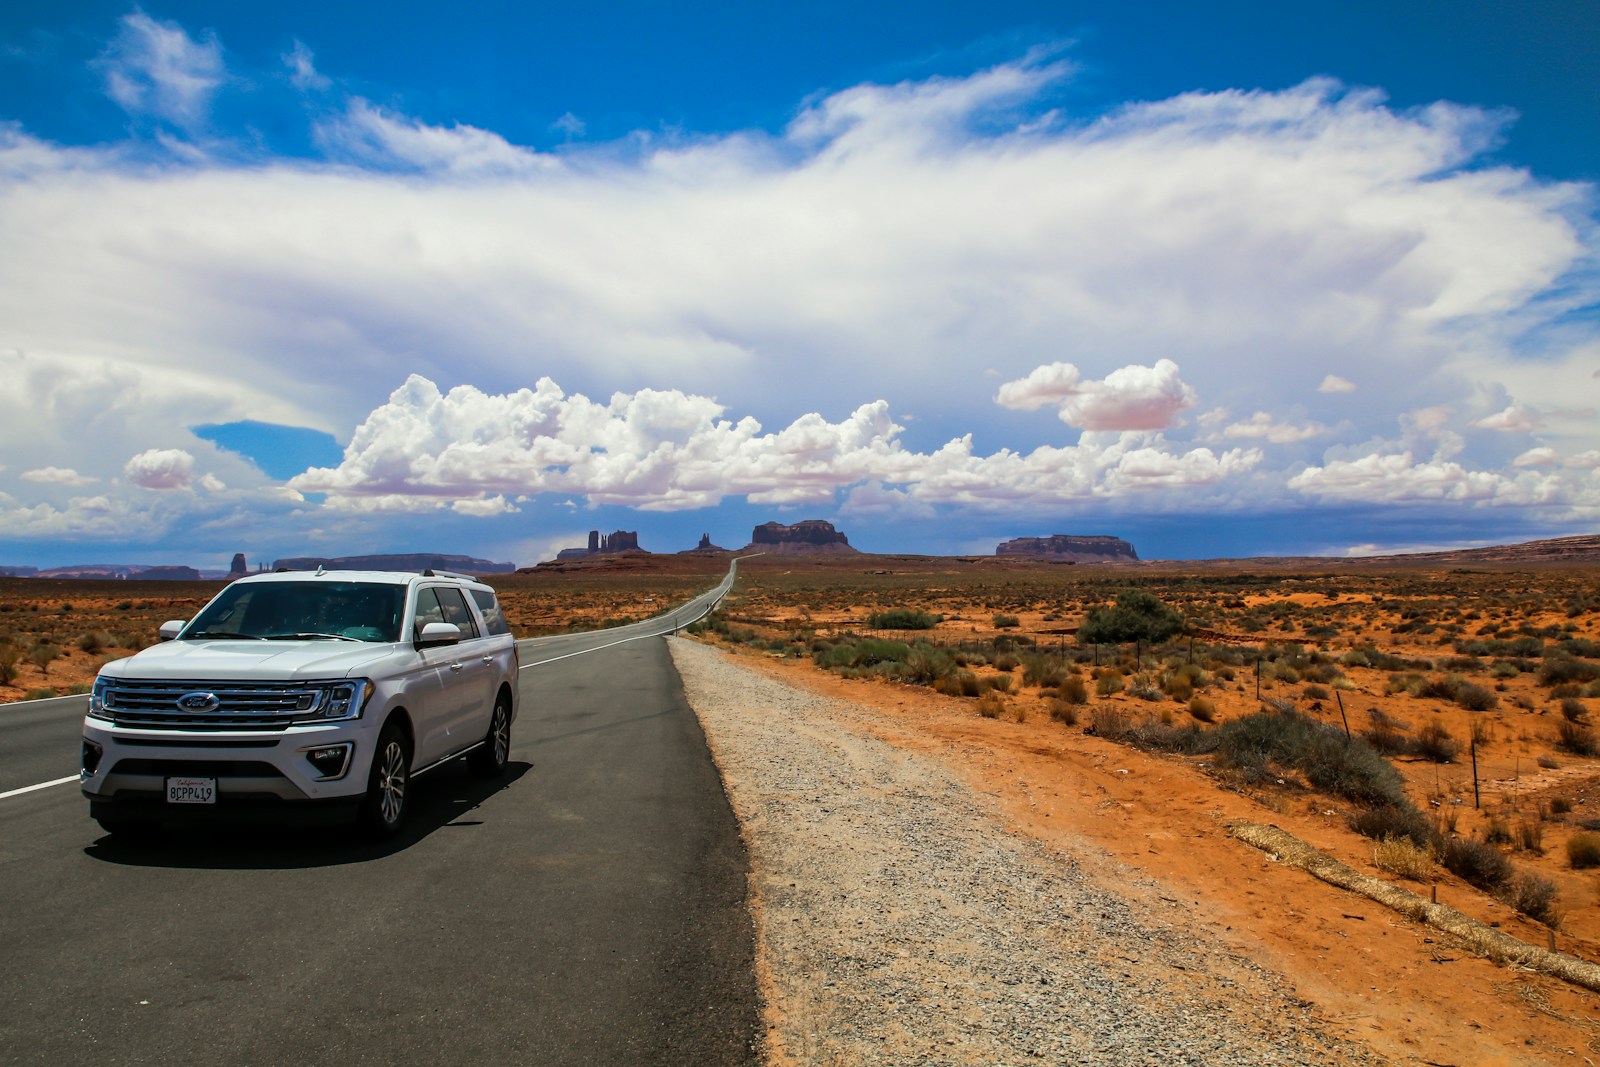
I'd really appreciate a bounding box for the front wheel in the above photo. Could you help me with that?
[359,724,411,839]
[468,693,511,778]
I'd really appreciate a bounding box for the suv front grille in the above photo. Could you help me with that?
[98,680,318,731]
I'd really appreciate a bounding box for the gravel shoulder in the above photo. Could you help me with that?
[670,637,1385,1066]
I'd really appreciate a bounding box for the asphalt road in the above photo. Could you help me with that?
[0,567,758,1066]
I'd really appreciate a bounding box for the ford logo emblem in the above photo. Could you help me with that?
[176,691,221,713]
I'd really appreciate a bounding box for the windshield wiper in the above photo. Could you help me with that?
[185,631,264,640]
[261,632,363,642]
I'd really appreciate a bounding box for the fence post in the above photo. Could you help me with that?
[1470,736,1480,810]
[1335,691,1350,739]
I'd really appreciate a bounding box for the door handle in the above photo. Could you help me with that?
[481,655,493,665]
[449,662,464,672]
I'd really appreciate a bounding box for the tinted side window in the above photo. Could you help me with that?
[434,587,481,639]
[413,587,445,640]
[470,588,510,636]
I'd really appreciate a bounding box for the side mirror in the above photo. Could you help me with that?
[158,620,187,642]
[416,621,462,649]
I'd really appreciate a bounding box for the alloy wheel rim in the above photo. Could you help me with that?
[493,708,509,764]
[378,742,406,823]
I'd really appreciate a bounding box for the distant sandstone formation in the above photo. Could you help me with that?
[996,534,1139,562]
[228,553,249,578]
[681,533,729,554]
[272,553,517,574]
[556,530,645,560]
[744,520,858,554]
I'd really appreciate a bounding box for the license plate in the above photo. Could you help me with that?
[166,777,216,804]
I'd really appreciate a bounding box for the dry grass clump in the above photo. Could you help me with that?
[1557,719,1599,756]
[1568,832,1600,869]
[1187,695,1216,722]
[1373,836,1434,881]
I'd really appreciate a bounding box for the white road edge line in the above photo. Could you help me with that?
[517,595,727,670]
[0,775,79,801]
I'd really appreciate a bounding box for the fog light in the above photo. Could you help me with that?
[81,738,103,776]
[304,743,353,780]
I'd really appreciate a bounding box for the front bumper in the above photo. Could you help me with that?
[80,718,376,818]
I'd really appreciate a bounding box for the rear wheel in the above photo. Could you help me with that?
[359,724,411,839]
[468,693,511,777]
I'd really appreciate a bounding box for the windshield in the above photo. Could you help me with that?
[185,581,407,643]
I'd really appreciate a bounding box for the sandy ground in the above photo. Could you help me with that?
[694,636,1600,1067]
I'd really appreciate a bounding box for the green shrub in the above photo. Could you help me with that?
[1349,804,1434,849]
[1214,708,1407,808]
[869,608,943,630]
[1540,657,1600,686]
[1413,721,1460,763]
[1021,654,1066,689]
[1095,671,1124,696]
[1557,719,1599,756]
[992,613,1020,629]
[903,647,957,685]
[1561,697,1589,723]
[23,687,57,700]
[1440,836,1513,891]
[1505,873,1561,925]
[1078,590,1183,645]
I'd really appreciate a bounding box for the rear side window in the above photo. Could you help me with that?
[470,588,510,636]
[434,587,480,639]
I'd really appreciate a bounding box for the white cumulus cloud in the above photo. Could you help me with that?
[289,374,1260,514]
[125,448,196,490]
[20,467,97,487]
[1318,375,1357,394]
[996,359,1196,430]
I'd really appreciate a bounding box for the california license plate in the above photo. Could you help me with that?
[166,777,216,804]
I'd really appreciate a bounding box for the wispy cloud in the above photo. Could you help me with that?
[98,12,225,129]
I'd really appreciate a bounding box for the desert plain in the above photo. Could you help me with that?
[5,547,1600,1063]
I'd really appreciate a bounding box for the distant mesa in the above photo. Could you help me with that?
[681,532,729,555]
[27,563,203,580]
[556,530,646,561]
[228,553,249,578]
[744,519,858,554]
[135,565,204,581]
[272,553,516,574]
[996,534,1139,563]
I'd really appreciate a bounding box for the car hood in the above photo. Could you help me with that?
[98,638,406,682]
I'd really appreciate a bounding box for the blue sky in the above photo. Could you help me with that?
[1,2,1596,568]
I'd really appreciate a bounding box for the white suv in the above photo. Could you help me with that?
[81,568,519,839]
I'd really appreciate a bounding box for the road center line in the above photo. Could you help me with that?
[0,775,79,801]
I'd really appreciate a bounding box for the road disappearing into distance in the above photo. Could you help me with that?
[0,558,759,1066]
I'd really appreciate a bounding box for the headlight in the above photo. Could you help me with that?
[303,679,372,721]
[87,677,114,721]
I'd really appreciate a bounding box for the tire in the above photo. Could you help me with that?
[360,724,411,839]
[468,693,511,778]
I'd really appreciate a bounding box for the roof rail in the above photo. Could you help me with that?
[421,569,477,580]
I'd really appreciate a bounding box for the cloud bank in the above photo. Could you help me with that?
[0,32,1596,558]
